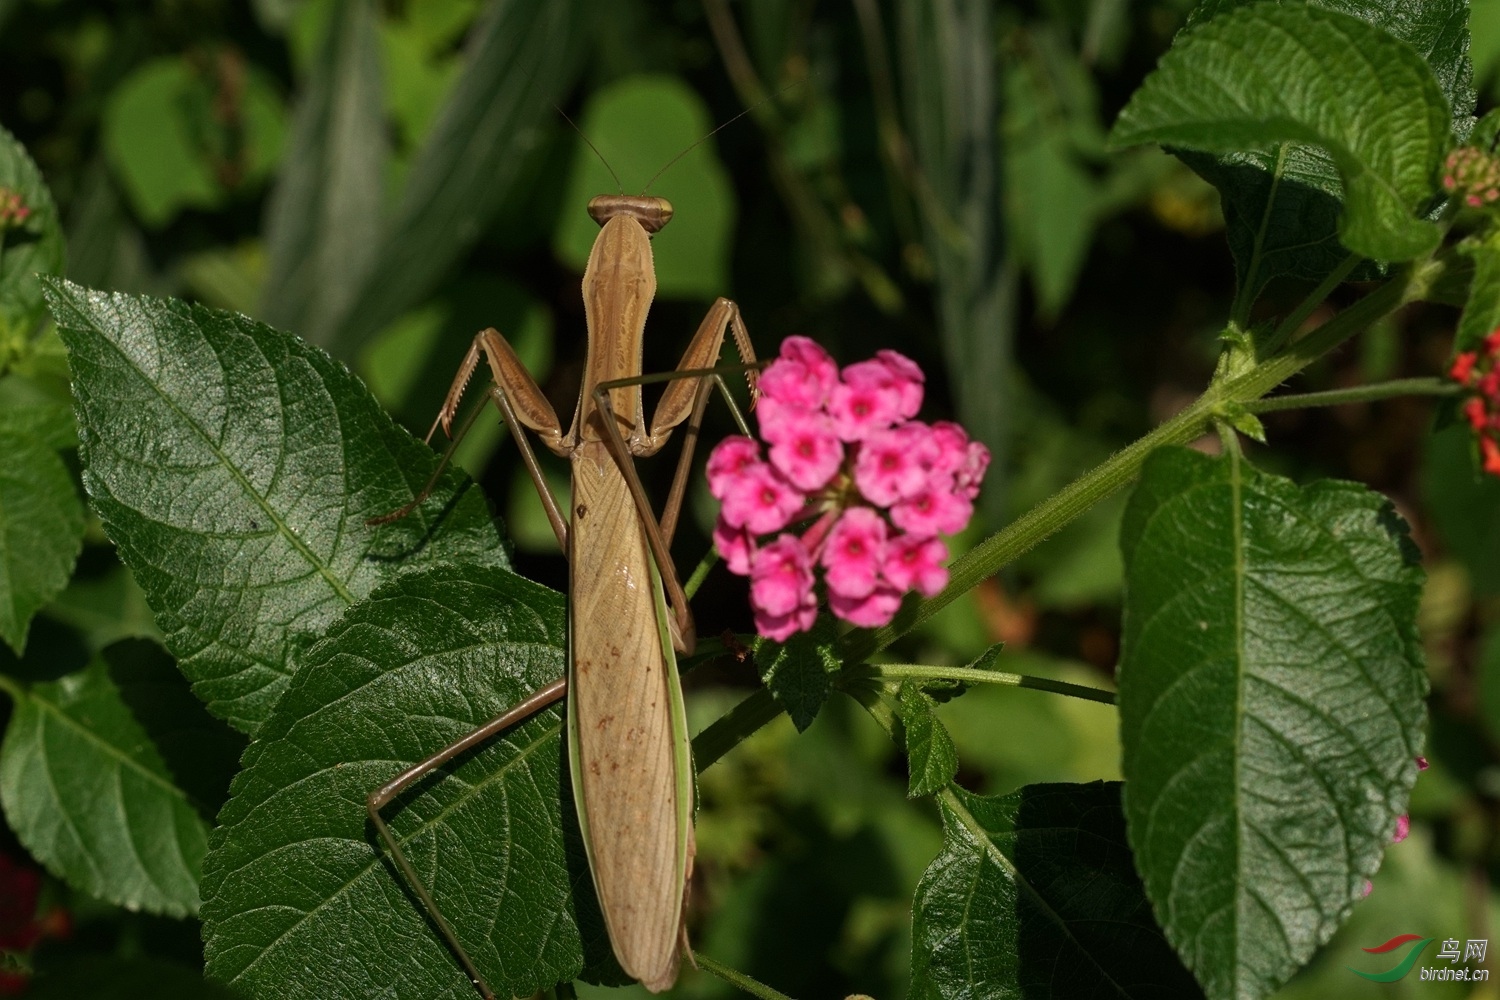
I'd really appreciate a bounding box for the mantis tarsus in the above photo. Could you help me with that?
[367,191,758,996]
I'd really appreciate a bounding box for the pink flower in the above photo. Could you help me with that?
[891,486,972,538]
[820,508,887,598]
[721,464,805,534]
[707,437,764,499]
[709,337,986,641]
[829,582,902,628]
[843,352,924,421]
[1393,814,1410,844]
[853,424,932,504]
[926,422,970,477]
[750,537,818,640]
[759,336,838,410]
[829,380,902,441]
[883,534,948,597]
[713,516,755,575]
[767,412,844,491]
[956,441,991,500]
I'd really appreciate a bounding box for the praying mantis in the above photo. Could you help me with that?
[366,190,758,996]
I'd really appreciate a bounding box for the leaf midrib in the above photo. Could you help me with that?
[939,787,1136,998]
[80,305,357,607]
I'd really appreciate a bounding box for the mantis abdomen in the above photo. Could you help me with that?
[568,441,695,991]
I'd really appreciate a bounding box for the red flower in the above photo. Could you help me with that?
[1448,328,1500,478]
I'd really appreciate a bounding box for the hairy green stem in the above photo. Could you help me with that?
[696,953,797,1000]
[695,260,1432,771]
[1262,252,1363,355]
[693,686,783,771]
[1245,376,1458,413]
[843,261,1426,663]
[857,663,1117,705]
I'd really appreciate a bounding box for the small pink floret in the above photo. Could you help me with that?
[722,465,804,533]
[829,582,902,628]
[854,423,932,505]
[1393,814,1410,844]
[707,437,763,499]
[843,352,924,420]
[760,336,839,409]
[713,516,756,575]
[768,412,844,491]
[750,536,818,640]
[883,534,948,597]
[829,381,902,441]
[891,486,972,538]
[956,442,991,499]
[821,507,887,599]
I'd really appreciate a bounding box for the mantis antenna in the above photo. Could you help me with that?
[556,104,626,193]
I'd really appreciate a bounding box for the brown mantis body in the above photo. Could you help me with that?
[368,193,756,995]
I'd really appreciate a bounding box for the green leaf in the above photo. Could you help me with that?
[200,564,606,1000]
[327,0,586,357]
[0,639,245,917]
[897,682,957,798]
[0,430,85,655]
[553,74,735,300]
[1002,35,1099,318]
[1422,424,1500,595]
[1454,233,1500,354]
[1110,2,1455,273]
[910,782,1202,1000]
[898,0,1014,518]
[44,279,510,734]
[258,0,387,348]
[101,59,221,225]
[1118,447,1427,999]
[755,614,841,732]
[1175,0,1473,295]
[0,123,65,336]
[0,372,76,450]
[26,955,241,1000]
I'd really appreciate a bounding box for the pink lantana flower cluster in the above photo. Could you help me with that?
[1443,146,1500,208]
[708,337,988,641]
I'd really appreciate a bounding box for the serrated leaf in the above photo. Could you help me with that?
[0,430,84,655]
[258,0,386,347]
[910,781,1202,1000]
[756,614,841,732]
[0,639,245,917]
[0,123,65,335]
[1174,0,1473,294]
[43,279,509,734]
[1111,3,1455,271]
[1118,447,1427,999]
[897,682,957,798]
[200,564,609,1000]
[327,0,585,357]
[553,75,735,300]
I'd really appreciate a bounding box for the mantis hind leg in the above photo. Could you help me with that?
[366,677,568,1000]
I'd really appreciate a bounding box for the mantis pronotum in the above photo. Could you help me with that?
[367,191,757,996]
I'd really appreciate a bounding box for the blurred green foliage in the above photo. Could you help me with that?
[1,0,1499,997]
